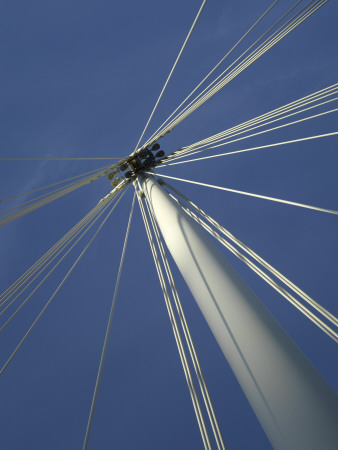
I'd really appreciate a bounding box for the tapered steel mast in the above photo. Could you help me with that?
[141,173,338,450]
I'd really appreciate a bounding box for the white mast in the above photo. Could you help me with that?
[141,173,338,450]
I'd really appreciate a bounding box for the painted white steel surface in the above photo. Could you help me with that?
[141,174,338,450]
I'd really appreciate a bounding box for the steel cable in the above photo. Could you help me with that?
[143,184,226,449]
[134,0,207,152]
[136,183,212,450]
[82,192,136,450]
[174,198,338,341]
[0,189,127,334]
[161,179,338,329]
[0,197,113,314]
[0,188,128,374]
[148,0,327,144]
[153,173,338,215]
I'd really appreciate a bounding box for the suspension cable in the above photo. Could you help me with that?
[0,189,128,334]
[134,0,207,152]
[160,0,318,135]
[148,0,328,143]
[82,192,136,450]
[0,176,100,218]
[0,196,108,309]
[0,183,125,308]
[167,0,327,136]
[0,165,112,205]
[0,196,114,318]
[0,157,122,161]
[173,197,338,341]
[177,92,338,156]
[136,183,212,449]
[153,173,338,215]
[0,189,128,375]
[166,83,338,162]
[166,99,338,163]
[160,179,338,329]
[0,200,107,313]
[0,165,115,227]
[161,130,338,167]
[144,0,281,146]
[142,184,226,449]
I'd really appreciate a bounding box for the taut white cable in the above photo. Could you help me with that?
[0,165,114,227]
[153,173,338,215]
[161,131,338,167]
[136,184,212,449]
[161,179,338,328]
[0,157,122,161]
[143,190,226,449]
[0,165,112,205]
[0,197,107,309]
[82,193,136,450]
[134,0,207,152]
[0,190,127,333]
[175,198,338,341]
[144,0,281,147]
[165,97,338,163]
[150,0,328,142]
[0,202,104,312]
[0,197,114,316]
[0,190,127,374]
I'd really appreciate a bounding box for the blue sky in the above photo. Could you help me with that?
[0,1,337,449]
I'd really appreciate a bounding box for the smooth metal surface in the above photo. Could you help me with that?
[141,173,338,450]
